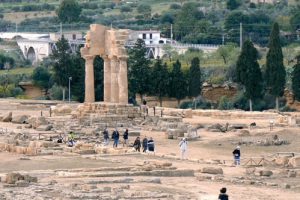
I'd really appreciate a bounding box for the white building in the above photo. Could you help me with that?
[128,30,171,45]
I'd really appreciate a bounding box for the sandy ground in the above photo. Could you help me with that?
[0,108,300,199]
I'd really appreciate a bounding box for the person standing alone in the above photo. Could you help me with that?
[179,138,188,160]
[123,129,129,147]
[232,146,241,165]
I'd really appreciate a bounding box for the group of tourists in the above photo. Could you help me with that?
[133,136,155,153]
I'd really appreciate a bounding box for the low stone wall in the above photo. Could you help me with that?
[192,110,280,119]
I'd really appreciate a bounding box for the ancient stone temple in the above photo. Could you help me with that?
[81,24,129,104]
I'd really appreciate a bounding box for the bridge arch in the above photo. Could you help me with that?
[27,47,36,64]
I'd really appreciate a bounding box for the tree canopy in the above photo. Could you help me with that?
[188,57,202,98]
[265,23,286,110]
[169,60,187,104]
[56,0,81,23]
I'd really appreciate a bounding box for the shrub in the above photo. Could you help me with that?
[120,5,132,13]
[170,4,181,9]
[218,96,233,110]
[49,84,63,100]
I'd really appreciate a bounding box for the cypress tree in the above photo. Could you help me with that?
[151,59,169,106]
[188,57,202,98]
[127,39,151,101]
[292,55,300,101]
[265,22,286,110]
[169,60,187,106]
[236,40,263,111]
[51,35,73,101]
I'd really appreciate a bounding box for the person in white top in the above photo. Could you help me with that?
[179,138,188,160]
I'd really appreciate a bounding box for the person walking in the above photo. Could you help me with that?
[147,137,155,155]
[133,137,141,152]
[123,129,129,147]
[112,128,120,148]
[103,128,109,146]
[142,136,148,152]
[232,146,241,165]
[218,187,229,200]
[179,138,188,160]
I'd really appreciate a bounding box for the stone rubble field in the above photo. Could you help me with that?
[0,99,300,200]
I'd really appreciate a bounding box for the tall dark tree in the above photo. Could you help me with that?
[68,50,85,102]
[265,23,286,110]
[32,66,52,96]
[56,0,81,23]
[128,39,151,101]
[50,35,73,101]
[292,55,300,101]
[226,0,240,10]
[188,57,202,98]
[151,59,169,106]
[236,40,263,111]
[169,60,187,106]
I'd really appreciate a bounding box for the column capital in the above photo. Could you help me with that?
[82,54,95,61]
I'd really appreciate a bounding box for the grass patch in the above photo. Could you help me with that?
[0,67,34,75]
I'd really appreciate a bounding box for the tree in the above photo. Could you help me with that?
[56,0,81,23]
[290,8,300,32]
[169,60,187,106]
[188,57,202,98]
[216,43,236,64]
[50,35,73,101]
[236,40,263,111]
[174,2,204,40]
[128,39,151,101]
[292,55,300,101]
[226,0,240,10]
[265,23,286,110]
[32,66,52,96]
[162,44,178,61]
[151,59,169,106]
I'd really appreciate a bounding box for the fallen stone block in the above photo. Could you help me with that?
[5,173,24,184]
[288,156,300,168]
[259,170,273,177]
[15,180,30,187]
[201,167,223,175]
[2,112,12,122]
[12,115,29,124]
[36,124,53,131]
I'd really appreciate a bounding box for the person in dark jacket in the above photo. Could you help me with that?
[112,129,119,148]
[103,128,109,146]
[218,187,229,200]
[147,137,155,155]
[123,129,129,147]
[232,146,241,165]
[142,136,148,152]
[133,137,141,152]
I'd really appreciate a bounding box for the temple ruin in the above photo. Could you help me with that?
[81,24,129,104]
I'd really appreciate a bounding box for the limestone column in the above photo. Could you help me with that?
[118,57,128,104]
[110,57,119,103]
[84,55,95,103]
[103,57,111,102]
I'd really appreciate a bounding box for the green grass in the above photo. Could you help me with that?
[0,67,34,75]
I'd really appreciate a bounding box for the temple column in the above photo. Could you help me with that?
[118,57,128,104]
[84,55,95,103]
[110,57,119,103]
[103,56,111,102]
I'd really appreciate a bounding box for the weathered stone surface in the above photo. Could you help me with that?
[2,112,12,122]
[12,115,29,124]
[287,170,297,178]
[275,156,290,166]
[36,124,53,131]
[5,173,24,184]
[15,180,29,187]
[288,156,300,168]
[259,170,273,177]
[201,167,223,175]
[27,116,48,128]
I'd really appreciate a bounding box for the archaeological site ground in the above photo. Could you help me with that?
[0,98,299,200]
